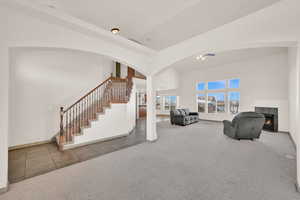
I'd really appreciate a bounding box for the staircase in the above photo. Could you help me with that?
[57,76,134,150]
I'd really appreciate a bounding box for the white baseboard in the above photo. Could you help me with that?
[296,183,300,193]
[0,182,8,195]
[288,132,297,150]
[9,140,52,151]
[62,133,130,150]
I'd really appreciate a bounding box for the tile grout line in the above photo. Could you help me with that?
[8,120,146,183]
[24,148,29,179]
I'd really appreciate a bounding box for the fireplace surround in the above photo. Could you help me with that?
[254,107,278,132]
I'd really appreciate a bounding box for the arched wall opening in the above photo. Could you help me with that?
[8,46,133,147]
[0,1,153,189]
[153,41,297,75]
[151,45,300,189]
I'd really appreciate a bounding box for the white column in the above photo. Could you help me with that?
[296,46,300,190]
[146,75,158,141]
[298,144,300,191]
[0,47,9,192]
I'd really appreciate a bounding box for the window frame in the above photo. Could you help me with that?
[156,96,161,110]
[207,80,227,90]
[228,91,240,114]
[197,93,206,113]
[196,82,206,91]
[156,95,179,112]
[228,78,240,89]
[196,78,240,114]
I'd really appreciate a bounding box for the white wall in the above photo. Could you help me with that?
[288,47,299,144]
[9,48,114,147]
[288,46,300,187]
[121,64,128,78]
[178,51,289,132]
[0,48,9,190]
[154,68,179,91]
[288,45,300,188]
[153,68,179,115]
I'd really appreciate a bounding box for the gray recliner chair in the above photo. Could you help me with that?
[223,112,265,140]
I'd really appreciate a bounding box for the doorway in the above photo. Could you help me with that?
[137,92,147,118]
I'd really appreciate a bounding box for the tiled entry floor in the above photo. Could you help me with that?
[8,119,146,183]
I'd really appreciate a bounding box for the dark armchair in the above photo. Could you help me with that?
[223,112,265,140]
[170,109,199,126]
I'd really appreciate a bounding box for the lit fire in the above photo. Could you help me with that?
[265,120,272,125]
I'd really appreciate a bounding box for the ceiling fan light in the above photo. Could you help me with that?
[196,55,203,60]
[206,53,216,57]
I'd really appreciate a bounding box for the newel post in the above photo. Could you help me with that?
[59,107,64,144]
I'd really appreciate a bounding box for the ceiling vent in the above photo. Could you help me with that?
[196,53,216,61]
[129,38,143,45]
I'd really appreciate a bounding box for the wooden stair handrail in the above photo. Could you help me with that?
[58,75,133,148]
[64,76,128,113]
[63,76,111,113]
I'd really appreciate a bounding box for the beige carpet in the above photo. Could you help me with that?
[0,121,299,200]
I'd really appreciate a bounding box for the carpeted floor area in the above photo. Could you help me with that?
[0,120,299,200]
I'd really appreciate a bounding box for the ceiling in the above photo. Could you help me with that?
[171,47,287,72]
[28,0,280,50]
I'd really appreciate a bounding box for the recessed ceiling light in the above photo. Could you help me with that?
[111,28,120,34]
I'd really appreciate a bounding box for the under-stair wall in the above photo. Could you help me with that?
[57,76,137,150]
[63,85,136,149]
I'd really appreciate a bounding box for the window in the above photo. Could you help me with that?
[197,94,206,112]
[216,93,226,113]
[208,80,226,90]
[228,92,240,114]
[197,82,206,91]
[229,79,240,89]
[197,79,240,114]
[207,94,216,113]
[157,96,178,112]
[164,96,171,111]
[170,96,177,111]
[156,96,161,110]
[208,93,225,113]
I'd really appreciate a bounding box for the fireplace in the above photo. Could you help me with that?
[255,107,278,132]
[263,113,276,132]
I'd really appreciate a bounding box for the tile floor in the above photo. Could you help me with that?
[8,119,146,183]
